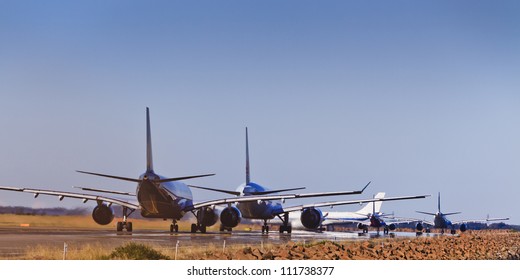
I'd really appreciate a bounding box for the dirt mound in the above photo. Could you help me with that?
[196,230,520,260]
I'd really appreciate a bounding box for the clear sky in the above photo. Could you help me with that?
[1,1,519,224]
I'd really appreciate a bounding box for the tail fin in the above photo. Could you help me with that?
[146,107,154,172]
[356,192,385,215]
[245,127,250,184]
[437,192,441,213]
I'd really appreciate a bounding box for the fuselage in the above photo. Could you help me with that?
[369,215,386,228]
[136,170,193,219]
[433,213,453,229]
[235,182,283,220]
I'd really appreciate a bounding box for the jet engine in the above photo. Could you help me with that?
[300,208,323,229]
[197,207,219,227]
[416,222,424,231]
[220,206,242,228]
[459,223,467,232]
[388,224,396,231]
[92,204,114,225]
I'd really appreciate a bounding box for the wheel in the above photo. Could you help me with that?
[127,222,133,232]
[191,223,198,233]
[174,224,179,232]
[451,229,456,235]
[200,225,206,233]
[287,226,292,233]
[170,224,174,233]
[265,226,269,234]
[279,226,284,233]
[116,222,123,232]
[220,224,225,232]
[262,226,265,233]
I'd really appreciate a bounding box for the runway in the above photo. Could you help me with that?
[0,227,434,258]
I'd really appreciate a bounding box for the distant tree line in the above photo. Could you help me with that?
[0,206,89,216]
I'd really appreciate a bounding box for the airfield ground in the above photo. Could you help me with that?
[0,214,518,260]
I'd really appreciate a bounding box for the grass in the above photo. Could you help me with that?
[14,241,277,260]
[0,214,260,232]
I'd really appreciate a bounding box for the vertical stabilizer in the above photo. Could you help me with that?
[146,107,154,172]
[245,127,250,184]
[437,192,441,213]
[356,192,385,215]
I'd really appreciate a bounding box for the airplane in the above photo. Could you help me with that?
[0,108,375,233]
[185,127,374,233]
[415,192,509,234]
[287,192,429,234]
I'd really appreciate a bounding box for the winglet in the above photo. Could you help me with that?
[146,107,154,172]
[360,181,371,193]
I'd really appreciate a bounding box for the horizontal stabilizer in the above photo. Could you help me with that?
[156,173,215,183]
[72,186,135,196]
[76,170,142,182]
[416,211,436,216]
[443,212,461,216]
[188,185,241,196]
[250,187,306,195]
[77,170,214,183]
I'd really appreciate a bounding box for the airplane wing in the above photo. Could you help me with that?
[72,186,136,196]
[452,217,509,225]
[278,194,430,214]
[324,216,370,225]
[190,181,371,200]
[188,182,374,210]
[0,185,140,210]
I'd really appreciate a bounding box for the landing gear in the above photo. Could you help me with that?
[116,221,133,232]
[279,225,292,233]
[383,227,389,235]
[276,213,292,234]
[189,210,208,233]
[219,224,232,232]
[362,226,369,234]
[116,206,135,232]
[260,219,269,234]
[190,223,207,233]
[450,229,456,235]
[169,221,179,233]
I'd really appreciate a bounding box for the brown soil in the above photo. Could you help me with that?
[191,230,520,260]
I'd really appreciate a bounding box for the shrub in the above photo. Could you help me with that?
[107,243,170,260]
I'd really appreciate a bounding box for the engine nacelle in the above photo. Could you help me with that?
[388,224,396,231]
[197,207,219,227]
[92,204,114,225]
[220,206,242,228]
[416,222,424,231]
[300,208,323,229]
[459,223,467,232]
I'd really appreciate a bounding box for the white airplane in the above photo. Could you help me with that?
[415,192,509,234]
[0,108,383,233]
[287,192,428,234]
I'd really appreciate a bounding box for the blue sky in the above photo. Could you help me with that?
[1,1,519,224]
